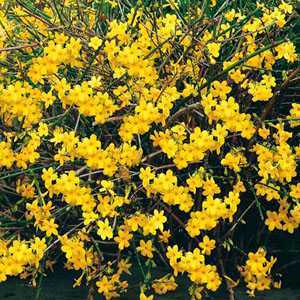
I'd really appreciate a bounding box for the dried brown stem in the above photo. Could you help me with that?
[0,43,39,52]
[217,246,235,300]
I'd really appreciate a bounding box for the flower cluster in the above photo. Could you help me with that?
[239,248,279,297]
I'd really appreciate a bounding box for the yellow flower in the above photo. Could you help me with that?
[117,258,132,275]
[97,218,113,240]
[38,123,49,137]
[248,82,273,102]
[159,230,171,243]
[207,42,221,63]
[166,245,182,264]
[279,1,293,14]
[140,292,153,300]
[221,151,247,172]
[258,126,270,139]
[265,211,283,231]
[199,235,216,255]
[137,240,153,258]
[151,210,167,231]
[139,167,155,186]
[152,275,177,294]
[210,0,217,7]
[0,141,15,168]
[202,178,220,197]
[96,276,116,297]
[230,69,245,84]
[114,229,133,250]
[211,80,232,100]
[89,36,102,50]
[108,0,118,8]
[225,9,236,22]
[100,180,114,192]
[290,183,300,199]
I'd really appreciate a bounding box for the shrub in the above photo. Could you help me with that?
[0,0,299,299]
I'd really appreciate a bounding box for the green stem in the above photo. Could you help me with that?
[35,273,43,300]
[132,239,146,282]
[248,182,264,221]
[0,165,54,181]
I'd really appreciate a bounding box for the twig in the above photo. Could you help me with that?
[141,150,163,163]
[161,202,200,244]
[217,245,235,300]
[45,222,83,252]
[0,43,39,52]
[222,200,256,241]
